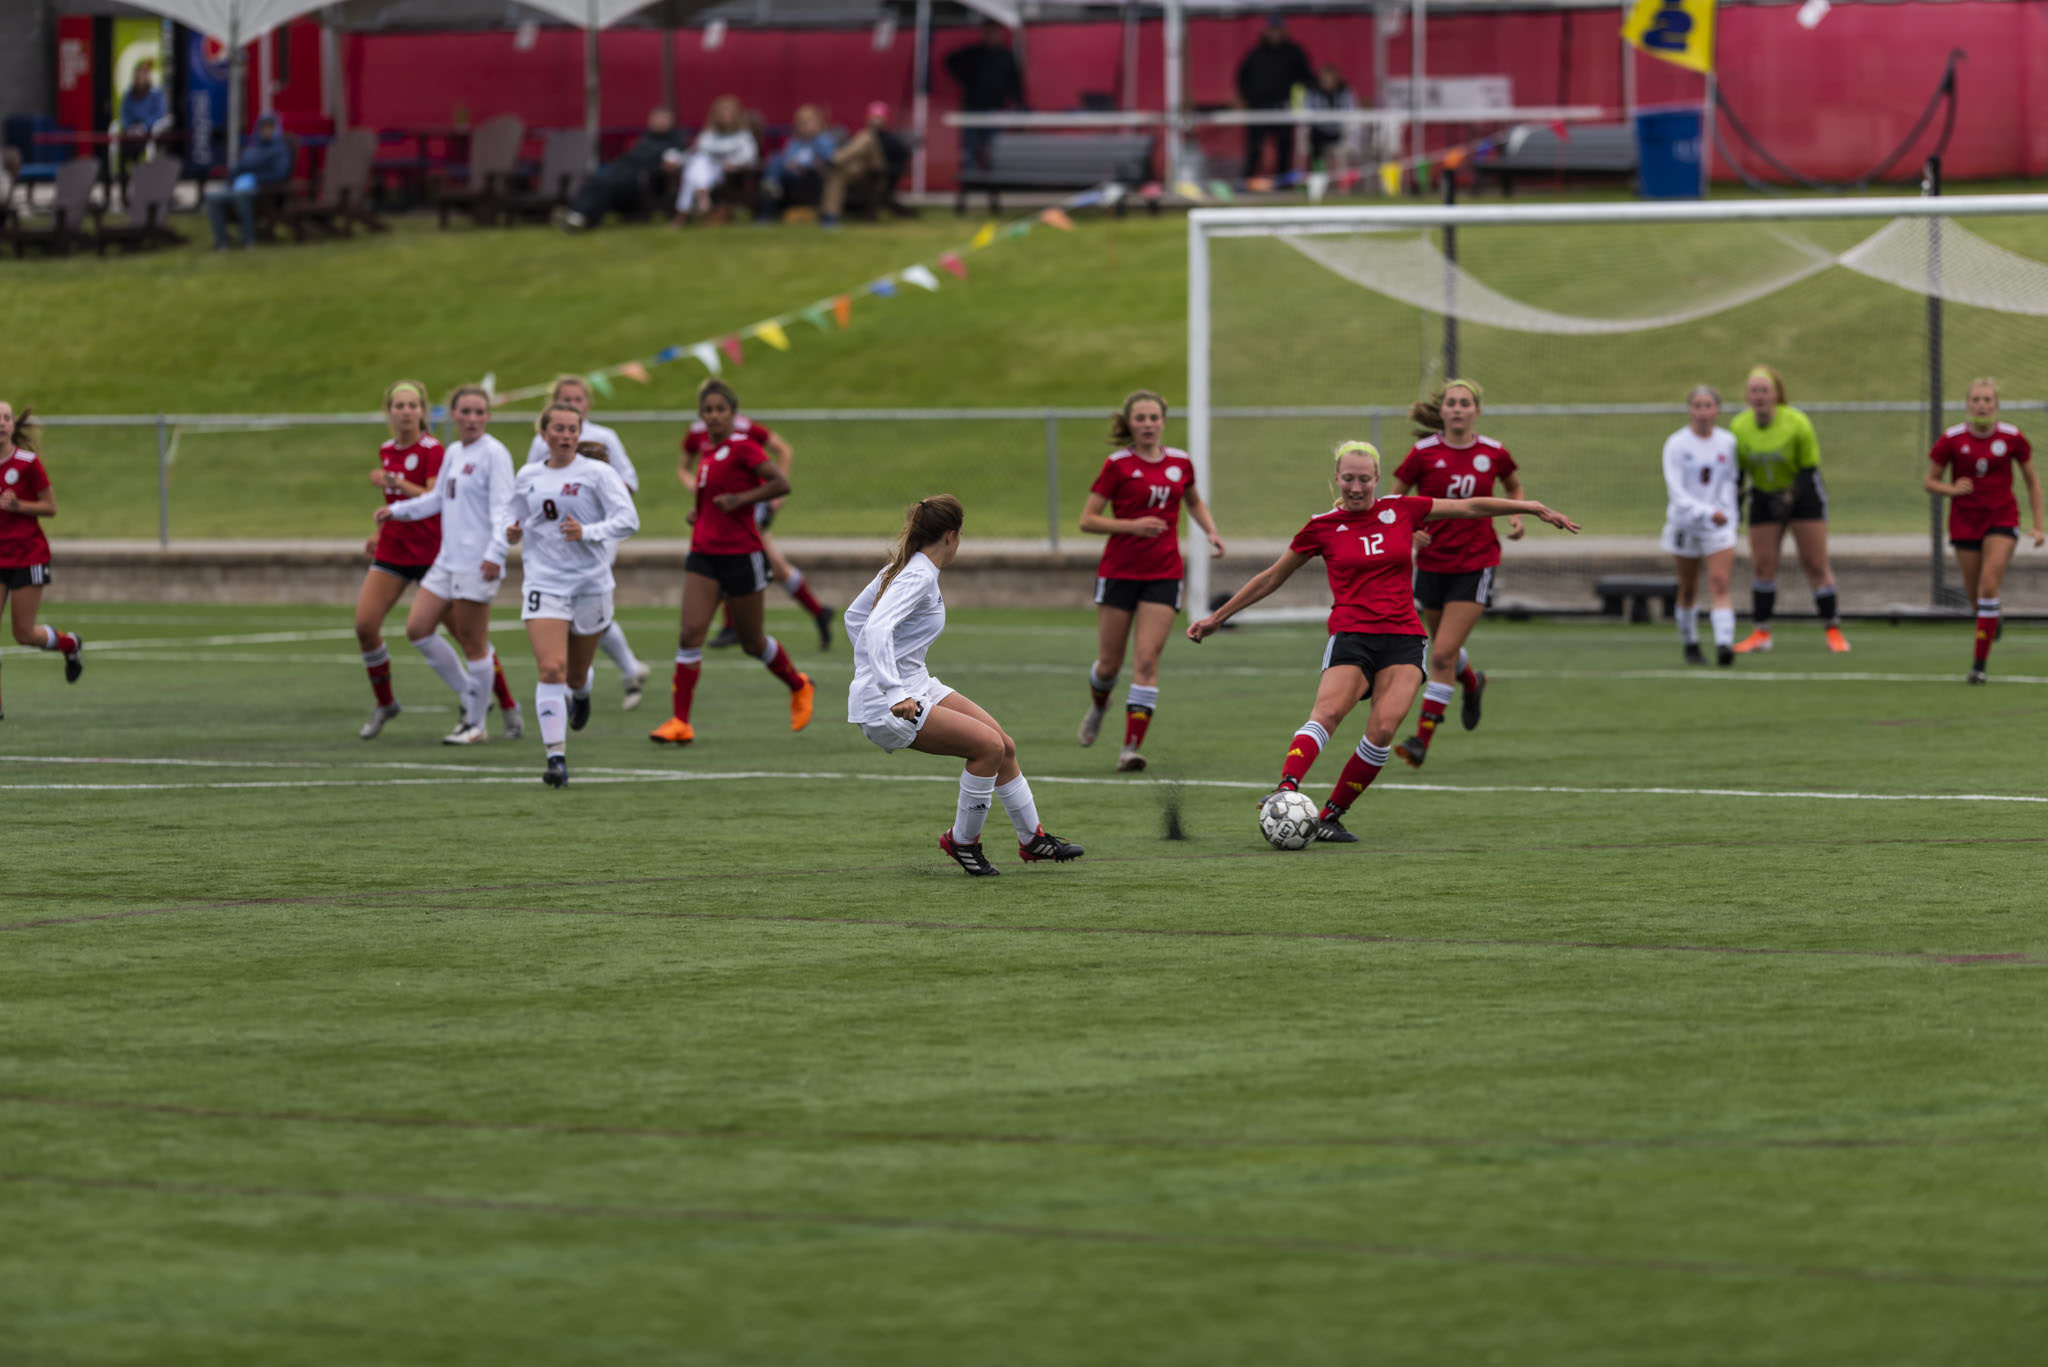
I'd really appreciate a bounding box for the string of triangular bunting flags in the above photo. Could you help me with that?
[489,189,1095,406]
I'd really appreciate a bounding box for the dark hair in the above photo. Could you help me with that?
[1409,377,1484,437]
[876,495,965,604]
[576,440,611,464]
[445,384,490,414]
[1109,389,1168,447]
[697,377,738,412]
[536,402,582,437]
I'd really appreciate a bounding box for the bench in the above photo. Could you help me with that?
[1595,575,1679,622]
[1479,123,1636,194]
[955,132,1156,215]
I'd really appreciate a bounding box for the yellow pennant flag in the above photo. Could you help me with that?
[755,321,791,352]
[971,222,997,249]
[1377,162,1402,197]
[1622,0,1715,74]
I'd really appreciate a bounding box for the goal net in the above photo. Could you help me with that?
[1186,194,2048,618]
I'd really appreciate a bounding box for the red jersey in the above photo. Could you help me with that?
[0,448,52,568]
[1393,434,1517,573]
[373,436,444,566]
[682,414,776,463]
[691,437,775,554]
[1090,447,1195,580]
[1289,496,1434,636]
[1930,422,2032,541]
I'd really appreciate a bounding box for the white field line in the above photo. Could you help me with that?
[3,757,2045,803]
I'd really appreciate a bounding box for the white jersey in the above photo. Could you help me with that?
[511,454,639,598]
[526,418,638,493]
[845,551,946,726]
[385,434,517,572]
[1662,425,1740,531]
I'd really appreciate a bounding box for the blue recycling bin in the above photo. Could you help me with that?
[1635,108,1703,199]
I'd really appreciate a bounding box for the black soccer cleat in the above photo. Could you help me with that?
[569,692,591,732]
[542,754,569,788]
[1395,734,1428,769]
[814,605,835,651]
[1460,670,1486,730]
[1019,826,1085,863]
[708,625,742,649]
[1716,644,1735,667]
[1967,666,1989,686]
[940,829,1000,876]
[63,634,84,683]
[1683,642,1706,665]
[1314,812,1359,843]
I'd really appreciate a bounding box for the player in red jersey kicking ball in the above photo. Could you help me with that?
[1189,442,1578,843]
[1076,390,1226,772]
[650,380,815,744]
[1389,378,1528,768]
[0,401,84,718]
[1925,378,2045,684]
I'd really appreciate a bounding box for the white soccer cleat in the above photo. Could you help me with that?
[501,706,524,741]
[622,661,652,711]
[1115,744,1147,772]
[1078,704,1105,747]
[442,723,487,746]
[359,702,402,740]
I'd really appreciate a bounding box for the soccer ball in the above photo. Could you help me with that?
[1259,789,1321,850]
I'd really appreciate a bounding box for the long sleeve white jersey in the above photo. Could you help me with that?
[385,434,517,571]
[511,455,639,598]
[1662,425,1740,531]
[525,419,639,493]
[844,551,946,725]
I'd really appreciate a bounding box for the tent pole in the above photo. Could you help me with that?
[585,0,601,173]
[323,7,348,131]
[1164,0,1183,188]
[1121,2,1137,110]
[912,0,930,197]
[660,0,678,112]
[1409,0,1425,166]
[227,12,244,165]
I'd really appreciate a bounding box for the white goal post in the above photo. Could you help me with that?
[1184,192,2048,617]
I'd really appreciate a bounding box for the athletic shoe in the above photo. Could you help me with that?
[622,662,651,711]
[1077,704,1106,747]
[789,674,815,731]
[708,626,741,649]
[542,754,569,788]
[1716,645,1735,667]
[63,634,83,683]
[501,706,524,741]
[1732,628,1773,654]
[1682,642,1707,665]
[1019,826,1085,862]
[1314,815,1359,843]
[442,723,487,746]
[1967,666,1988,685]
[649,717,695,744]
[359,702,402,739]
[940,828,1001,877]
[569,692,591,732]
[1825,625,1852,654]
[1115,745,1147,772]
[1460,670,1486,730]
[1395,734,1427,769]
[814,606,835,651]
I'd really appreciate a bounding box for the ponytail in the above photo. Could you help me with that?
[876,494,965,605]
[576,440,611,463]
[1108,389,1167,447]
[1409,377,1483,437]
[7,404,40,455]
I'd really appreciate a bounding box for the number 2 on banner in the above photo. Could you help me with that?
[1358,533,1385,557]
[1448,474,1477,498]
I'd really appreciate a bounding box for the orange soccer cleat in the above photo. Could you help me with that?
[789,675,816,732]
[1731,628,1774,655]
[1824,625,1852,653]
[648,717,695,745]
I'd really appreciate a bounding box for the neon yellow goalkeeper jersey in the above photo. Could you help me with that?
[1730,404,1820,494]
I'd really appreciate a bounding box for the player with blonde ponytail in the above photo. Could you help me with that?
[845,495,1084,876]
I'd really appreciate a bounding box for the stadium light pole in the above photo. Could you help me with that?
[912,0,931,197]
[1164,0,1184,189]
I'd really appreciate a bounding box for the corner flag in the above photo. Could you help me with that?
[1622,0,1716,75]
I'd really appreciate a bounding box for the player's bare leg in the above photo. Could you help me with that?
[922,693,1081,869]
[526,617,575,786]
[1704,546,1738,665]
[1320,664,1422,842]
[729,588,813,731]
[354,568,409,737]
[652,571,723,743]
[403,587,471,738]
[444,598,495,741]
[1398,602,1481,767]
[1792,518,1847,652]
[1735,522,1783,654]
[567,629,602,732]
[1674,555,1705,664]
[1,585,83,717]
[1274,664,1367,799]
[1968,535,2016,682]
[1081,605,1130,748]
[1115,601,1175,772]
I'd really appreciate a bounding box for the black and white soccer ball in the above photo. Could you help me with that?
[1258,790,1321,850]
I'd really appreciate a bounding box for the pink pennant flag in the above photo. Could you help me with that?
[719,335,744,366]
[938,251,967,280]
[618,361,651,384]
[1039,207,1075,231]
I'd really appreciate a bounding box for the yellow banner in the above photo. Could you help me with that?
[1622,0,1715,74]
[754,321,791,352]
[1377,162,1402,197]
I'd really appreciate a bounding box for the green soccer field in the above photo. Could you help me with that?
[3,604,2044,1364]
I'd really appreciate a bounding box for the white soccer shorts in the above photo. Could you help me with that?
[422,562,504,604]
[1661,519,1738,558]
[520,587,614,637]
[857,677,954,753]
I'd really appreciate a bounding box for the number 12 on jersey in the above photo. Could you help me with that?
[1358,533,1386,556]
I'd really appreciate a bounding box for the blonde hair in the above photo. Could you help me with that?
[1409,378,1483,436]
[536,402,583,437]
[549,375,590,404]
[1967,376,2000,400]
[1333,440,1380,476]
[1688,384,1720,406]
[1746,365,1787,404]
[1109,389,1168,447]
[2,402,40,455]
[876,495,965,605]
[384,379,429,410]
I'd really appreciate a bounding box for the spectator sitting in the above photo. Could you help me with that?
[945,19,1026,174]
[560,108,689,231]
[1235,13,1315,180]
[0,148,18,221]
[1304,65,1361,172]
[821,101,912,228]
[758,105,839,221]
[202,114,294,250]
[676,95,758,225]
[118,60,169,136]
